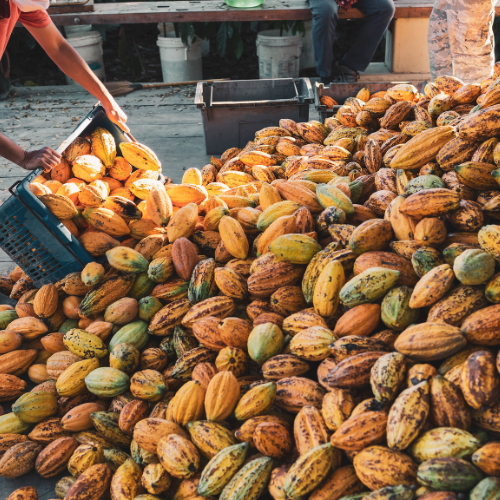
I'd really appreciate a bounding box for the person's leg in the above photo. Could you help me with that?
[448,0,494,83]
[338,0,395,73]
[428,0,453,81]
[309,0,339,82]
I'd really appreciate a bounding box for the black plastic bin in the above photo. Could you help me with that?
[315,81,425,121]
[196,78,314,155]
[0,105,136,287]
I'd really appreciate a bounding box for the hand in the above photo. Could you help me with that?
[23,147,61,172]
[102,99,130,134]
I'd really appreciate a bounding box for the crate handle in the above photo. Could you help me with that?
[55,221,73,244]
[303,78,314,99]
[8,180,22,196]
[194,82,205,109]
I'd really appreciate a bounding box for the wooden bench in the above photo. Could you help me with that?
[45,0,500,81]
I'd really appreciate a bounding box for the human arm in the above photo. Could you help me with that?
[0,131,60,171]
[23,20,129,133]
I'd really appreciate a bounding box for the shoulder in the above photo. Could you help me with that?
[19,9,51,28]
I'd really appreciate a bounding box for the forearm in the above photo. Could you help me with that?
[0,132,25,166]
[0,131,60,171]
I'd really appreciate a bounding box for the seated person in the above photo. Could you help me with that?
[309,0,395,83]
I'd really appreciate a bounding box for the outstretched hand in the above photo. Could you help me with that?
[102,100,130,134]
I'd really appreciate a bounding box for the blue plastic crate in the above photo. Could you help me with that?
[0,105,136,287]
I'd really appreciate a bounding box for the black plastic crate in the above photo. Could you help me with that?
[0,105,135,287]
[195,78,314,155]
[315,81,425,121]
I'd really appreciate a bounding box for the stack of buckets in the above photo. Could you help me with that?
[64,25,105,85]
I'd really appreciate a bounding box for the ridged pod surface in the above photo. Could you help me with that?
[460,350,500,409]
[158,436,199,481]
[353,445,418,490]
[133,417,187,453]
[187,420,238,459]
[409,427,481,463]
[394,323,466,361]
[431,375,471,430]
[204,371,239,422]
[12,391,58,424]
[234,382,277,420]
[289,326,336,362]
[120,142,161,171]
[294,405,330,455]
[370,352,407,402]
[65,463,112,500]
[219,456,273,500]
[386,381,430,450]
[91,127,116,168]
[331,411,388,451]
[417,457,484,492]
[197,442,249,496]
[284,443,335,499]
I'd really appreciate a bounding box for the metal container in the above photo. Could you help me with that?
[195,78,314,155]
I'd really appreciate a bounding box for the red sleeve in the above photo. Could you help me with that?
[19,9,51,28]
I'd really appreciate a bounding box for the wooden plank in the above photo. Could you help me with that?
[48,0,500,26]
[47,4,93,14]
[50,5,312,24]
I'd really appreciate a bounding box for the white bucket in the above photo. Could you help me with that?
[157,36,202,83]
[65,31,105,85]
[65,25,93,37]
[256,30,302,79]
[300,21,316,70]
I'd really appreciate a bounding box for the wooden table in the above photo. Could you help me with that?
[47,0,442,25]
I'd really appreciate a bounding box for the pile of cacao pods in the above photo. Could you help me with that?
[1,73,500,500]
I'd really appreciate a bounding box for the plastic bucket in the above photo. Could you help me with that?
[65,31,105,85]
[157,36,202,83]
[256,30,302,79]
[65,25,93,37]
[225,0,263,7]
[300,21,316,70]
